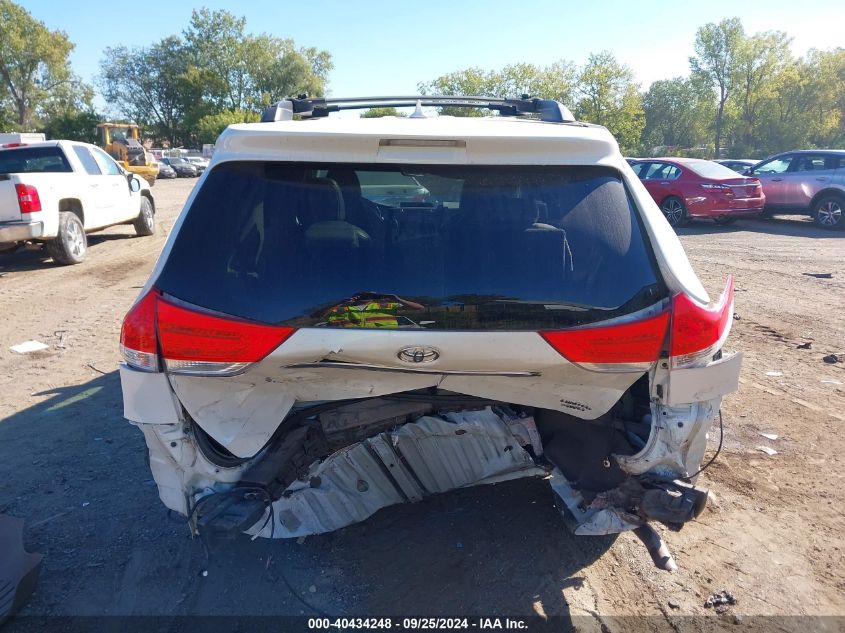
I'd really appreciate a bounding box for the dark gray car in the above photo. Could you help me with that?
[747,150,845,229]
[161,157,198,178]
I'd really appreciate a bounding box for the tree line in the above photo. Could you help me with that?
[1,1,842,158]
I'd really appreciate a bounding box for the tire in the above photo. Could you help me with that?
[713,216,737,225]
[812,194,844,230]
[660,196,688,227]
[133,197,155,237]
[46,211,87,265]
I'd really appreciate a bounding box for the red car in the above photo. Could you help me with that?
[631,158,765,227]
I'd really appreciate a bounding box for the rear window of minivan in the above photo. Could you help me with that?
[155,162,665,330]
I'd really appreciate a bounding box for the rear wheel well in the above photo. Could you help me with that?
[58,199,84,226]
[809,189,845,211]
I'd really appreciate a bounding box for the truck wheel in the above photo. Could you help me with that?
[133,197,155,237]
[46,212,87,265]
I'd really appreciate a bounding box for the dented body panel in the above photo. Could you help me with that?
[168,329,645,458]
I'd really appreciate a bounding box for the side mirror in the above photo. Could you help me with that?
[128,175,141,192]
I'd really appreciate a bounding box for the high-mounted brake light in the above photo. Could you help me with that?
[540,310,670,366]
[669,275,734,368]
[15,184,41,214]
[2,142,27,148]
[120,290,296,376]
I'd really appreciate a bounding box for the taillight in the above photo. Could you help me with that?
[540,276,734,370]
[120,290,160,372]
[669,276,734,368]
[700,183,733,197]
[120,290,295,376]
[540,310,670,367]
[15,184,41,213]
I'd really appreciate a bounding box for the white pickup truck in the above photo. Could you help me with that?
[0,140,156,264]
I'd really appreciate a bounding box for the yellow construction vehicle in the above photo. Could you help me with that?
[96,123,158,185]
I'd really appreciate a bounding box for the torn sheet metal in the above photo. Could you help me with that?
[248,407,545,538]
[547,468,642,536]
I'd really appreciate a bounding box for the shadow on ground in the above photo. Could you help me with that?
[0,372,614,628]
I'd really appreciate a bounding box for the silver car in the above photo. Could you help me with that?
[747,150,845,229]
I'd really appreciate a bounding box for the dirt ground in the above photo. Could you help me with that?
[1,178,843,631]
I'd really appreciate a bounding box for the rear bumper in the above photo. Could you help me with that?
[685,196,765,218]
[0,220,43,244]
[710,207,764,217]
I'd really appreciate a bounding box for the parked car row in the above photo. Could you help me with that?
[153,155,209,180]
[628,149,845,229]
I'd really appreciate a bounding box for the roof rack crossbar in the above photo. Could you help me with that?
[260,95,576,124]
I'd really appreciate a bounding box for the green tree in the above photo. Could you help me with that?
[803,48,845,148]
[360,107,407,118]
[418,62,577,116]
[575,51,644,153]
[195,109,259,145]
[40,109,102,143]
[100,36,200,145]
[0,0,88,128]
[642,77,712,152]
[182,9,331,112]
[690,18,745,157]
[732,30,792,155]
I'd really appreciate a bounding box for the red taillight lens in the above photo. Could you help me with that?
[540,276,734,370]
[120,290,296,375]
[540,310,670,365]
[157,298,294,365]
[120,290,160,372]
[669,276,734,367]
[15,184,41,213]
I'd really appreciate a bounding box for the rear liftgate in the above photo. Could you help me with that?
[120,279,740,570]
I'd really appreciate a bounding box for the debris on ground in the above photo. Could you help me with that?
[756,446,778,456]
[54,330,68,349]
[821,379,843,385]
[759,433,779,441]
[668,598,680,609]
[765,371,783,377]
[9,340,49,354]
[802,272,833,279]
[797,342,812,350]
[733,313,741,321]
[704,590,737,613]
[823,354,843,364]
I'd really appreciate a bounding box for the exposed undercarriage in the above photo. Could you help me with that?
[138,377,718,570]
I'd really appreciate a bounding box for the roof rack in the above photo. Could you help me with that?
[260,95,576,124]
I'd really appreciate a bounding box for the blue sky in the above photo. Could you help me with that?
[20,0,845,110]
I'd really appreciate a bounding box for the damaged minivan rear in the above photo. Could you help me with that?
[119,96,741,568]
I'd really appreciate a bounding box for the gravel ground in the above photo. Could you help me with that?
[0,178,843,631]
